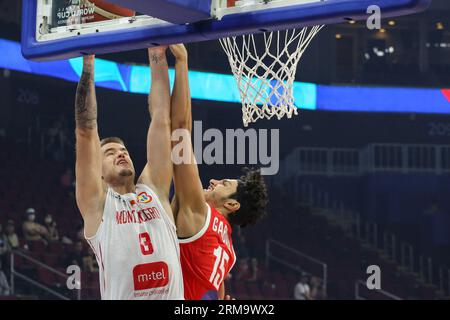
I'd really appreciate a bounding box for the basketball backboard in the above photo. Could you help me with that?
[22,0,432,61]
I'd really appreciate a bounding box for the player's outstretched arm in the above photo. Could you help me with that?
[138,47,174,215]
[74,55,106,237]
[170,44,208,236]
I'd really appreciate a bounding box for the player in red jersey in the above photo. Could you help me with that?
[169,44,268,300]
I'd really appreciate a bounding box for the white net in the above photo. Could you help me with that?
[220,26,323,126]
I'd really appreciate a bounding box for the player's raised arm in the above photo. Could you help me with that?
[138,47,173,210]
[170,44,208,235]
[74,55,106,237]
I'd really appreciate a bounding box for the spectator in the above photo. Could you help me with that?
[4,220,19,250]
[248,258,261,282]
[294,274,311,300]
[83,247,99,273]
[44,214,60,243]
[310,276,326,300]
[22,208,48,243]
[0,261,10,296]
[66,241,84,267]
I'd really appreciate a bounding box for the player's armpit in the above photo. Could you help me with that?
[175,206,208,238]
[171,193,180,221]
[172,192,207,239]
[137,163,152,188]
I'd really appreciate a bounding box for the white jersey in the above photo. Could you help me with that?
[85,183,184,300]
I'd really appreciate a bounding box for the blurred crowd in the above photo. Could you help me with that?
[293,274,326,300]
[0,202,98,297]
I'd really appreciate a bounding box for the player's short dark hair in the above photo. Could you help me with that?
[100,137,125,148]
[228,168,268,228]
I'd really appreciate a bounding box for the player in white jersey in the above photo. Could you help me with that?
[74,47,184,300]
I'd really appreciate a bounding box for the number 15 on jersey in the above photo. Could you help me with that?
[209,246,230,290]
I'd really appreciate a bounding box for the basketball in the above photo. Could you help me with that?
[88,0,135,22]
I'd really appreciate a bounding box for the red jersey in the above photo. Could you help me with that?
[179,204,236,300]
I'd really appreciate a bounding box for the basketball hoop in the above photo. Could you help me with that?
[220,26,323,127]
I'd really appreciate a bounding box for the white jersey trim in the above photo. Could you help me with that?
[178,204,211,244]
